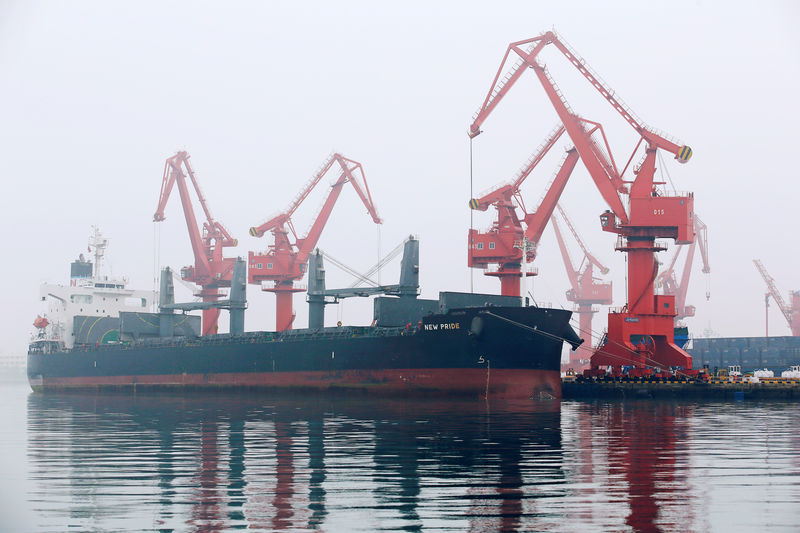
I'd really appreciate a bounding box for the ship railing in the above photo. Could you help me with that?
[663,190,693,198]
[64,324,415,354]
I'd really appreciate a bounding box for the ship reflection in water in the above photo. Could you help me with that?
[25,393,800,532]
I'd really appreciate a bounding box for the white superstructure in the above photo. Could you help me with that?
[35,228,156,349]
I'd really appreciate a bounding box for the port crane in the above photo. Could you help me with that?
[753,259,800,336]
[470,31,696,373]
[468,125,580,297]
[551,204,612,370]
[248,153,382,331]
[656,216,710,321]
[153,151,238,336]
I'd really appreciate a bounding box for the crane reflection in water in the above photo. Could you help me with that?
[25,393,800,532]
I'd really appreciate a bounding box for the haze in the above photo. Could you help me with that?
[1,1,798,356]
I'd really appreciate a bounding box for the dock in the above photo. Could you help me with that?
[562,378,800,400]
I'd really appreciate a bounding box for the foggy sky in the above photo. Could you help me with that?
[1,1,798,355]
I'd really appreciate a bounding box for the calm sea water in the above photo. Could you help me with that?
[1,377,799,532]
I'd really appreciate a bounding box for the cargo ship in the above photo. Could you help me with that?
[28,231,583,399]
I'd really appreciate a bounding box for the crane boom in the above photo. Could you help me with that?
[546,33,688,158]
[754,260,792,323]
[469,31,690,160]
[551,208,613,371]
[333,155,382,224]
[471,124,565,212]
[556,204,609,274]
[250,155,339,238]
[469,33,629,220]
[695,215,710,274]
[470,36,550,138]
[675,240,697,315]
[155,153,211,278]
[250,154,381,239]
[153,151,238,335]
[529,61,630,222]
[248,153,381,331]
[655,216,710,321]
[551,215,579,290]
[295,156,382,262]
[468,30,695,225]
[182,156,216,235]
[523,148,579,242]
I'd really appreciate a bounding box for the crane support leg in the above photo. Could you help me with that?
[482,263,525,297]
[275,292,293,332]
[268,284,302,332]
[626,239,658,315]
[592,313,692,371]
[591,237,692,372]
[202,308,221,336]
[577,306,593,347]
[498,271,522,297]
[199,288,222,336]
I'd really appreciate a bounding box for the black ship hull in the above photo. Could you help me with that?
[28,306,579,399]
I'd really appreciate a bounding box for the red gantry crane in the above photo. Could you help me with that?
[248,153,382,332]
[753,259,800,336]
[470,31,696,373]
[468,124,580,296]
[551,204,612,370]
[656,216,710,322]
[154,151,238,336]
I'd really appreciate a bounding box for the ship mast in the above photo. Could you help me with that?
[88,226,109,278]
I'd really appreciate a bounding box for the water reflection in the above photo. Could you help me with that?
[605,403,692,533]
[25,393,800,532]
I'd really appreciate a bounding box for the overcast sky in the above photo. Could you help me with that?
[1,1,798,354]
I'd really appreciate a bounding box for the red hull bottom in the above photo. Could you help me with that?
[34,368,562,400]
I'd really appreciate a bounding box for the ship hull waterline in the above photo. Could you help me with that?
[27,368,561,399]
[28,306,575,400]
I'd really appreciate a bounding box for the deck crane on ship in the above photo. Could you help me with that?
[248,153,381,332]
[469,30,696,374]
[153,151,238,336]
[468,124,579,297]
[551,205,613,371]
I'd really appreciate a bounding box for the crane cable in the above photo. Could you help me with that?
[657,150,677,195]
[152,222,161,313]
[377,224,381,285]
[469,137,474,294]
[483,311,665,373]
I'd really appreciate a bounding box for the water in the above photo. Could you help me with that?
[2,377,799,532]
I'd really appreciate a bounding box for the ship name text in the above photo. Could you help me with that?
[424,322,460,331]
